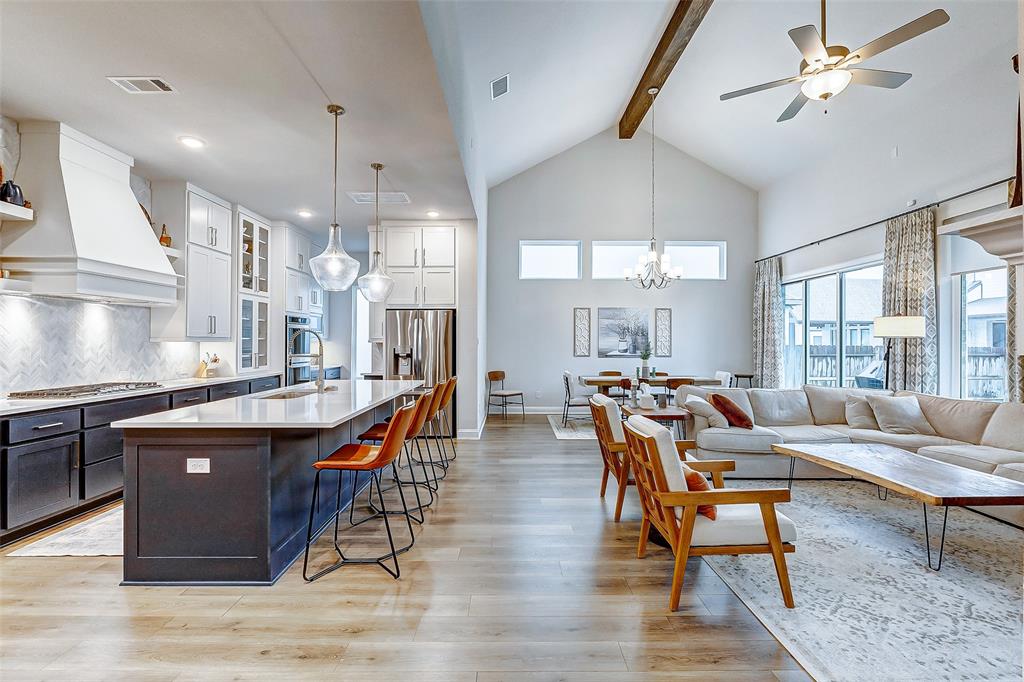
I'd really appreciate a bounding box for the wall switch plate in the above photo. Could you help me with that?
[186,458,211,474]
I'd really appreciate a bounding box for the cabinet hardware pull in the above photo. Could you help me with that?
[414,249,418,267]
[414,287,418,304]
[33,422,64,430]
[298,254,304,269]
[422,247,426,264]
[225,390,238,395]
[213,227,218,246]
[208,226,214,246]
[184,397,200,402]
[72,441,80,470]
[213,316,217,334]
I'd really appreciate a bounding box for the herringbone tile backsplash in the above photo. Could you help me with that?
[0,296,199,393]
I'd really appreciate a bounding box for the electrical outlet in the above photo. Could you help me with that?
[186,458,210,474]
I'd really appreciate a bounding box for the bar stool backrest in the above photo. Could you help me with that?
[406,390,434,439]
[439,376,457,410]
[425,382,446,421]
[372,403,417,469]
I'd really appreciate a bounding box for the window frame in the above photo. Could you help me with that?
[590,240,649,280]
[517,240,583,280]
[664,240,728,280]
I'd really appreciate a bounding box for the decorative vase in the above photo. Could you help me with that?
[158,224,172,247]
[640,360,650,379]
[0,180,25,206]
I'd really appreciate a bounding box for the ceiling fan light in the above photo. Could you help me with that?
[800,68,852,101]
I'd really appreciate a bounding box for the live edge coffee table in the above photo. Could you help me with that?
[772,443,1024,570]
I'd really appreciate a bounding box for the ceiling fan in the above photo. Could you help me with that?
[720,0,949,122]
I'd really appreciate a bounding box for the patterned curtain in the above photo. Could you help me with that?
[1008,264,1021,402]
[752,256,783,388]
[881,208,938,394]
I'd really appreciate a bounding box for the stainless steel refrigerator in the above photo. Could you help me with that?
[385,309,456,436]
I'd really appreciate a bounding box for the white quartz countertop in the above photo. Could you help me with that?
[112,380,422,429]
[0,372,282,417]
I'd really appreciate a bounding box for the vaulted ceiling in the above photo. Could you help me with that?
[448,0,1017,190]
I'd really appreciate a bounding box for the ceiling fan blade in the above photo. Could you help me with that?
[849,68,912,88]
[788,25,828,65]
[720,75,804,101]
[843,9,950,65]
[777,92,809,123]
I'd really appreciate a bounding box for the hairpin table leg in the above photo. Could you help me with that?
[923,504,949,571]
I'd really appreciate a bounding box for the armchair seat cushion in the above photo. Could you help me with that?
[681,503,797,546]
[697,425,783,454]
[917,445,1024,474]
[769,425,851,444]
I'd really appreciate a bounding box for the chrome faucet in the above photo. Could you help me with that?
[288,328,326,393]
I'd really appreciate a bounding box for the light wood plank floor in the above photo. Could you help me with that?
[0,415,809,680]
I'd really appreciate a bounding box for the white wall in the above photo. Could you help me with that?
[487,126,758,410]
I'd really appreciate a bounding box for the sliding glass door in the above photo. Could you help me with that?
[960,268,1008,400]
[783,264,885,389]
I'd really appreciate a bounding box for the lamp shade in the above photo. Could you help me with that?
[873,315,926,338]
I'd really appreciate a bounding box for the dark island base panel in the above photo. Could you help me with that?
[122,406,387,586]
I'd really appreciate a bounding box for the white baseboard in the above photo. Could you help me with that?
[457,423,485,440]
[486,406,570,415]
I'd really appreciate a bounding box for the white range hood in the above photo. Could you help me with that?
[0,122,177,305]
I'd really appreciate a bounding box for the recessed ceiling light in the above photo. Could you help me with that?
[297,209,313,218]
[426,210,440,218]
[178,136,206,149]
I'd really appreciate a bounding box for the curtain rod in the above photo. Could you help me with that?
[755,176,1013,264]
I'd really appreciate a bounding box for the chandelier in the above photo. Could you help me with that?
[309,104,361,291]
[357,163,395,302]
[625,87,683,290]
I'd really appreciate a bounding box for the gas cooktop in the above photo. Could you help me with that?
[8,382,162,399]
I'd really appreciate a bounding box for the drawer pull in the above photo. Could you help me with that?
[183,397,201,402]
[33,421,64,430]
[225,390,239,395]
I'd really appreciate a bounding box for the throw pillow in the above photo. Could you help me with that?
[709,393,753,429]
[845,395,880,430]
[683,395,729,429]
[681,463,717,520]
[866,395,937,435]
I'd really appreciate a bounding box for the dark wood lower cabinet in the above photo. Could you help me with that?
[82,456,124,500]
[4,434,79,529]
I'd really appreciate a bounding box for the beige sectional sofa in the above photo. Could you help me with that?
[677,384,1024,527]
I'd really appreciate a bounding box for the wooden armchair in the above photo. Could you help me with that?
[589,394,632,521]
[623,416,796,611]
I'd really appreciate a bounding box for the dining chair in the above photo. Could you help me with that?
[589,394,632,521]
[598,370,626,400]
[487,370,525,419]
[562,371,592,427]
[622,415,796,611]
[714,370,734,388]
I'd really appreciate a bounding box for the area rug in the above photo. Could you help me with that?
[704,480,1022,682]
[546,414,596,440]
[8,506,123,556]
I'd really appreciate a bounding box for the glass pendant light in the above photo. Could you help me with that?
[309,104,361,291]
[624,88,683,290]
[357,162,395,302]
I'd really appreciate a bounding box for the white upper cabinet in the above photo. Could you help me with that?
[285,269,309,314]
[285,228,311,274]
[385,227,420,268]
[238,210,271,297]
[421,226,456,267]
[308,281,325,314]
[187,191,232,255]
[387,269,421,305]
[421,268,456,306]
[185,244,231,338]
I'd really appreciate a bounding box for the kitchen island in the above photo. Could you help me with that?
[113,379,421,586]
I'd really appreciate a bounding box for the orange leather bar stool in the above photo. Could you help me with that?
[422,381,451,473]
[435,377,457,460]
[355,390,437,521]
[302,403,416,582]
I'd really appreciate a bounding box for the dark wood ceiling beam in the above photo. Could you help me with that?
[618,0,715,139]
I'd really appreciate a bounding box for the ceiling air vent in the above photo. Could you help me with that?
[346,191,411,205]
[491,74,510,100]
[107,77,176,94]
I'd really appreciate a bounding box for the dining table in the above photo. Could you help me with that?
[578,375,721,395]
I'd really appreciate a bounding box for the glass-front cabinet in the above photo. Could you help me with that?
[239,296,269,372]
[239,212,270,297]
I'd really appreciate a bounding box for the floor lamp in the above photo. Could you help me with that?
[873,316,926,389]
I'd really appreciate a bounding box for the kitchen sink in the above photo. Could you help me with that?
[258,386,338,400]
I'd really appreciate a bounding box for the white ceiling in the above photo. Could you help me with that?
[0,1,474,252]
[448,0,1017,190]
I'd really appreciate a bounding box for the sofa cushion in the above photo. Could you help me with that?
[896,391,999,444]
[590,394,625,442]
[803,385,890,425]
[627,415,687,493]
[709,394,753,429]
[846,395,880,430]
[769,425,851,444]
[697,425,783,454]
[917,445,1024,474]
[866,395,936,435]
[700,388,755,424]
[684,395,728,429]
[846,429,964,452]
[980,403,1024,452]
[748,389,813,426]
[686,504,797,546]
[992,462,1024,484]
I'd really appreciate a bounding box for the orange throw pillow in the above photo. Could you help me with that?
[709,394,753,429]
[683,467,717,520]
